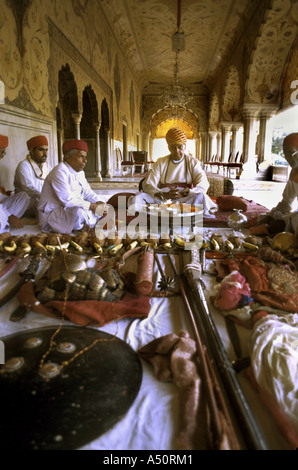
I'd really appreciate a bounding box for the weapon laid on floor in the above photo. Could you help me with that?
[166,251,240,450]
[178,248,268,450]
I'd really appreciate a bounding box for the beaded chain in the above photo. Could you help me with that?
[39,248,118,375]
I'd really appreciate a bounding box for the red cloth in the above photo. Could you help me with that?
[62,139,88,154]
[203,199,269,227]
[216,195,249,212]
[213,271,251,311]
[0,134,8,148]
[26,135,48,150]
[17,282,151,326]
[213,256,298,313]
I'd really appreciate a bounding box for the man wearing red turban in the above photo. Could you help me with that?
[128,127,217,216]
[257,133,298,235]
[37,139,107,234]
[14,135,50,216]
[0,134,30,232]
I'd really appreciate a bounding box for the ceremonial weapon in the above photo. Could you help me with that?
[0,255,42,313]
[181,248,268,450]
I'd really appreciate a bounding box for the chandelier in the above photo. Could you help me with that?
[161,1,192,119]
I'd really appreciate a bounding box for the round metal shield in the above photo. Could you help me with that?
[0,326,142,450]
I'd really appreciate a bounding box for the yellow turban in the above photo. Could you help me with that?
[165,127,187,145]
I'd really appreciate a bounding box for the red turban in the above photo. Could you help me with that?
[0,135,8,148]
[283,133,298,149]
[63,139,88,154]
[166,127,187,145]
[27,135,48,150]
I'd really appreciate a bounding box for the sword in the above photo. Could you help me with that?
[0,255,42,311]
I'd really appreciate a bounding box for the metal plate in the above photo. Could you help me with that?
[0,326,142,450]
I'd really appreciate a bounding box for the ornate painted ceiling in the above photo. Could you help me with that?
[100,0,261,96]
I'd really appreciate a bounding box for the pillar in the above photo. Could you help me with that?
[105,127,112,178]
[200,132,208,162]
[220,122,231,162]
[72,113,82,139]
[241,104,259,177]
[94,123,102,181]
[57,127,64,162]
[208,132,218,161]
[216,132,221,160]
[231,123,243,161]
[258,105,278,164]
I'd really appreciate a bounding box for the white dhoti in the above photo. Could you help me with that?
[0,192,30,232]
[38,206,100,234]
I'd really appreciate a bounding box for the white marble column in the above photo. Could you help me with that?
[94,123,102,181]
[241,104,260,177]
[220,122,231,162]
[231,123,243,160]
[216,132,221,160]
[208,131,218,161]
[57,127,64,162]
[200,132,208,162]
[72,113,82,139]
[258,105,278,164]
[105,127,112,178]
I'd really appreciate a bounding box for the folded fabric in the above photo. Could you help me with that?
[17,282,151,326]
[216,195,249,212]
[212,270,252,311]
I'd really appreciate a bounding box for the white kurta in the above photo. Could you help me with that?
[0,192,30,233]
[269,177,298,233]
[14,157,50,216]
[37,162,103,234]
[129,154,217,215]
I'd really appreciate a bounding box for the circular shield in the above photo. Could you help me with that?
[0,326,142,450]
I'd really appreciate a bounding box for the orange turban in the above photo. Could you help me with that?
[165,127,187,146]
[27,135,48,150]
[283,133,298,149]
[62,139,88,154]
[0,135,8,148]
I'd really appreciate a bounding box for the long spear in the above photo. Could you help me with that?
[167,252,240,450]
[180,248,268,450]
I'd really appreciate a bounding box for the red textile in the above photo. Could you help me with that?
[203,199,269,227]
[17,282,151,326]
[213,271,251,311]
[213,256,298,313]
[216,195,249,212]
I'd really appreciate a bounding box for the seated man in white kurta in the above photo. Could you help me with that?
[14,135,50,217]
[37,139,107,234]
[256,133,298,235]
[128,127,217,216]
[0,134,30,233]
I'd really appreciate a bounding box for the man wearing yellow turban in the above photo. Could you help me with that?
[128,127,217,215]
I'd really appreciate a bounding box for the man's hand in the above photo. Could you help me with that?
[90,201,108,216]
[8,214,24,229]
[167,188,184,200]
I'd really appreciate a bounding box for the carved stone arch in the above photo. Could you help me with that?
[209,93,220,131]
[222,65,241,121]
[99,98,110,177]
[150,106,200,140]
[58,64,79,139]
[80,85,100,177]
[245,0,298,104]
[81,85,99,138]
